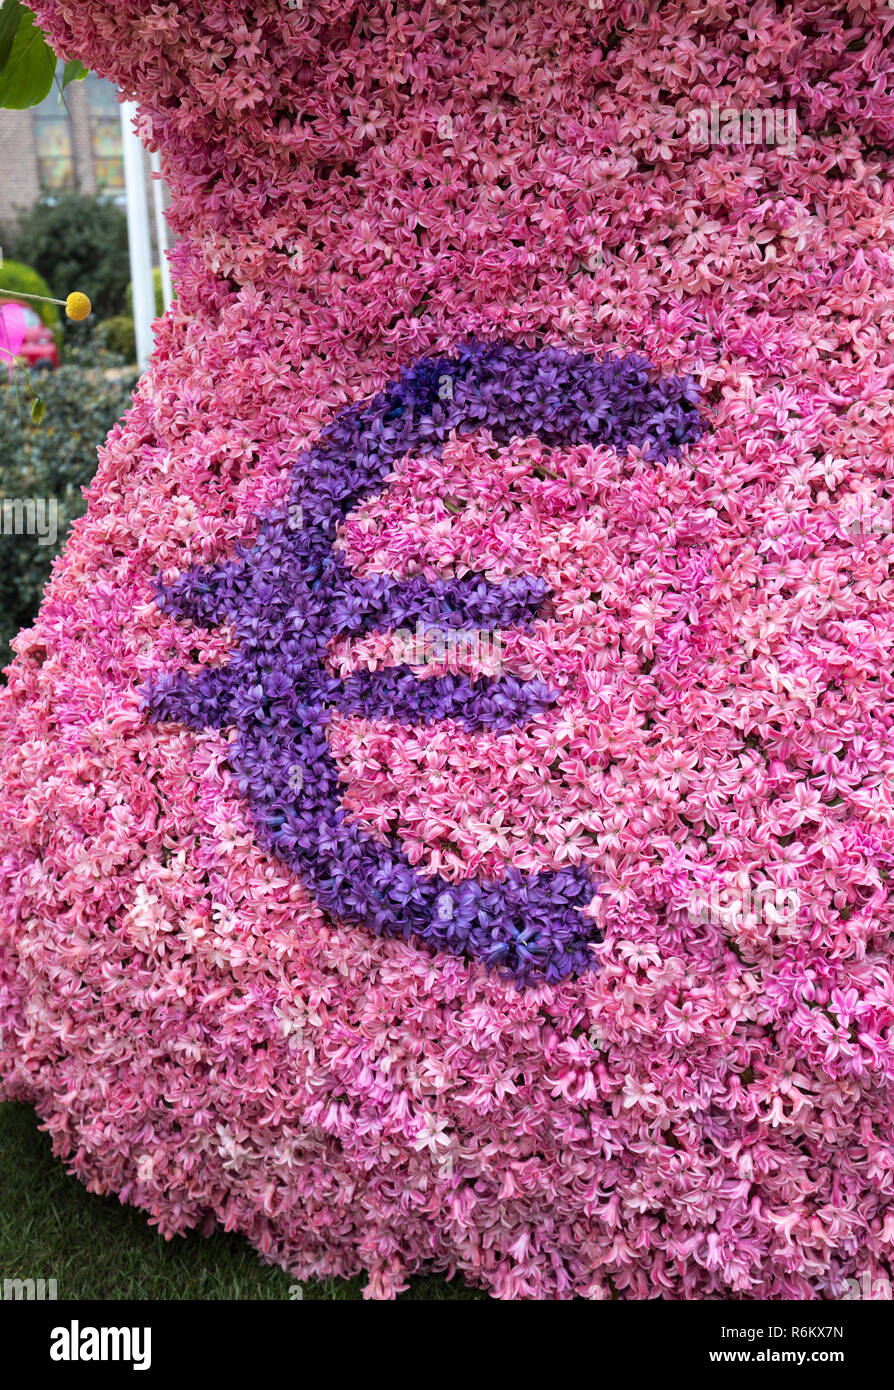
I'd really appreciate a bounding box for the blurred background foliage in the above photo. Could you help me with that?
[0,344,138,670]
[126,266,164,319]
[0,191,142,671]
[7,189,131,331]
[97,313,136,361]
[2,194,161,362]
[0,257,61,332]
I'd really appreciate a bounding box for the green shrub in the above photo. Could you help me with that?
[126,267,165,319]
[0,260,61,332]
[0,352,138,670]
[97,315,136,362]
[8,191,130,324]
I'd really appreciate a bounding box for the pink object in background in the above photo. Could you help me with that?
[0,301,26,376]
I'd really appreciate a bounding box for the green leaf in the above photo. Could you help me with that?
[0,1,25,74]
[0,10,55,110]
[60,57,87,92]
[30,395,45,424]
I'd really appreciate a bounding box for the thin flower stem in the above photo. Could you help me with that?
[0,289,66,307]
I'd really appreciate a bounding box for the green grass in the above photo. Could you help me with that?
[0,1102,484,1300]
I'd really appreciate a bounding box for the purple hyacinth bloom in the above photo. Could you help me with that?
[144,341,705,983]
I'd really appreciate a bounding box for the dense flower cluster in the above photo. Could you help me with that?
[144,342,703,982]
[2,0,894,1298]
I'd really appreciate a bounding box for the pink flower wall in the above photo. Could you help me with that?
[2,0,894,1297]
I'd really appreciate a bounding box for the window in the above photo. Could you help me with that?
[32,83,74,190]
[85,75,124,192]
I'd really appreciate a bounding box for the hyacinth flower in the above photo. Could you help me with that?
[145,342,704,983]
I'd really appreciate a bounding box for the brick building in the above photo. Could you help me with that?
[0,71,159,248]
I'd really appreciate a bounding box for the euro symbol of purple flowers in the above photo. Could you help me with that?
[144,342,704,983]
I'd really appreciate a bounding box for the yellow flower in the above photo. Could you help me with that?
[65,292,92,321]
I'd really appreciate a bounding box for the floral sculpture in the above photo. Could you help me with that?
[1,0,894,1299]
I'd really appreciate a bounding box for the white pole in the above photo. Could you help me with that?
[120,98,155,372]
[150,150,173,312]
